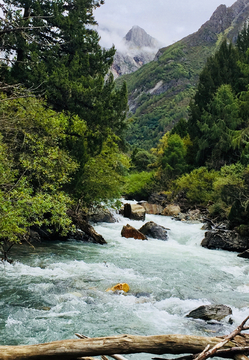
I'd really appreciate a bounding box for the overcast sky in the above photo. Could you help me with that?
[94,0,237,50]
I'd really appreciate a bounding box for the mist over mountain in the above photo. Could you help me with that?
[111,26,161,78]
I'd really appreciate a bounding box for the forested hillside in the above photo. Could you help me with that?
[120,0,249,149]
[125,24,249,234]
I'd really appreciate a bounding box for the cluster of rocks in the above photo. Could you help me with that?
[121,221,169,241]
[28,193,249,257]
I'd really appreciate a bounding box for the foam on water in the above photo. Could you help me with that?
[1,211,249,352]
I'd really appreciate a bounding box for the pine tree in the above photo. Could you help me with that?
[0,0,127,143]
[197,84,241,168]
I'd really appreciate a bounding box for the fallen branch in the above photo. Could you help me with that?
[194,315,249,360]
[153,316,249,360]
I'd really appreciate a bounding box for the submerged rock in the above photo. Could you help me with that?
[139,221,168,240]
[186,304,232,321]
[201,230,248,252]
[121,224,147,240]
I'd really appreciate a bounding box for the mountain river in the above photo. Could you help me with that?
[1,208,249,359]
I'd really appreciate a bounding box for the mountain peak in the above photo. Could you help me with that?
[124,25,159,48]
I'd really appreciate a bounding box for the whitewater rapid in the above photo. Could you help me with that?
[0,211,249,359]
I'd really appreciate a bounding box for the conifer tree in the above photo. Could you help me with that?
[0,0,127,144]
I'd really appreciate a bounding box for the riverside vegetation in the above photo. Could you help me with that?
[1,0,249,262]
[124,26,249,239]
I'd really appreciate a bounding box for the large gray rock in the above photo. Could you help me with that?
[186,304,232,321]
[201,230,249,252]
[139,221,168,240]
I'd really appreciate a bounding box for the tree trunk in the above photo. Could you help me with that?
[0,333,249,360]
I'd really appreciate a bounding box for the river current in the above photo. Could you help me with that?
[1,209,249,358]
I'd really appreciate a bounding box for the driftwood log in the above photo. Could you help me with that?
[1,316,249,360]
[0,333,249,360]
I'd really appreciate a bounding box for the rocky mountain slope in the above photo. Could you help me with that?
[111,26,160,78]
[117,0,249,149]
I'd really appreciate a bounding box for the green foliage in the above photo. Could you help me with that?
[197,84,242,168]
[78,135,130,206]
[123,171,155,200]
[161,134,187,179]
[174,167,218,205]
[130,148,156,172]
[0,95,79,191]
[0,96,76,253]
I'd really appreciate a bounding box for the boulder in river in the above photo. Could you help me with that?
[121,224,147,240]
[201,230,249,252]
[162,204,181,217]
[139,221,168,240]
[186,304,232,321]
[140,202,163,215]
[123,203,146,221]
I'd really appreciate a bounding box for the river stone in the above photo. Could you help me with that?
[123,203,146,221]
[121,224,147,240]
[139,221,168,240]
[201,230,249,252]
[186,305,232,321]
[140,202,163,215]
[162,204,181,217]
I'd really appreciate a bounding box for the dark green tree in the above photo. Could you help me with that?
[161,134,187,179]
[0,0,128,148]
[188,40,243,144]
[197,84,241,168]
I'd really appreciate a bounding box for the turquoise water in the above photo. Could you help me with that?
[0,212,249,357]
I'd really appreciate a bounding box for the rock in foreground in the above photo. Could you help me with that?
[186,304,232,321]
[139,221,168,240]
